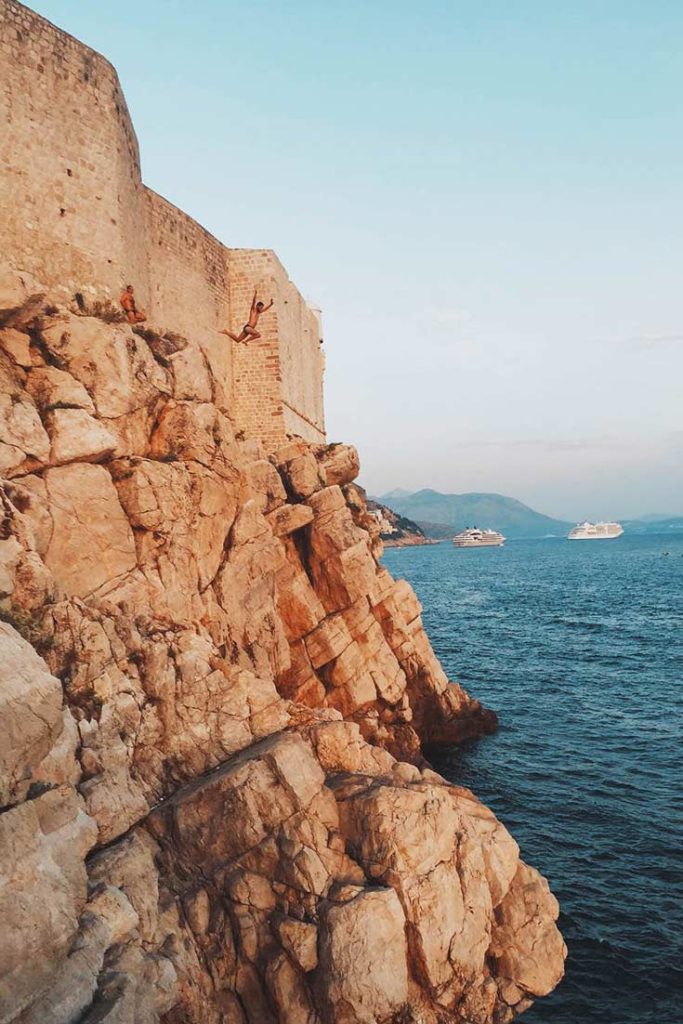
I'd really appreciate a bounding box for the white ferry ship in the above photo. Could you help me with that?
[453,527,505,548]
[568,521,624,541]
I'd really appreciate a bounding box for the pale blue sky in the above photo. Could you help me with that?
[33,0,683,519]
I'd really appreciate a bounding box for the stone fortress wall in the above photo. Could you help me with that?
[0,0,325,444]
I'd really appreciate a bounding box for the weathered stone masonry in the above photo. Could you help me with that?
[0,0,325,445]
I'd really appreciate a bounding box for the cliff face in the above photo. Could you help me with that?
[0,266,565,1024]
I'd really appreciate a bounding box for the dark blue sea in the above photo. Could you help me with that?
[382,534,683,1024]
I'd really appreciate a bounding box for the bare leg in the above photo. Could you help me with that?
[244,327,261,342]
[219,329,248,342]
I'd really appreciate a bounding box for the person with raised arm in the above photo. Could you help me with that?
[220,289,273,344]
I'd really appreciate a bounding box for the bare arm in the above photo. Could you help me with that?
[250,289,258,312]
[263,299,274,312]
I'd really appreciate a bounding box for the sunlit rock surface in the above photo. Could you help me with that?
[0,269,565,1022]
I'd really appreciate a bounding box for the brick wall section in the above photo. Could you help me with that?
[0,0,149,302]
[228,250,286,447]
[269,252,326,443]
[145,189,229,338]
[144,189,233,412]
[0,0,326,445]
[228,250,326,447]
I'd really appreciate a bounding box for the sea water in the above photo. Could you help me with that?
[382,534,683,1024]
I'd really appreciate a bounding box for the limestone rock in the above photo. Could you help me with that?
[0,263,46,329]
[0,306,566,1023]
[40,313,170,419]
[275,917,318,972]
[315,443,360,487]
[246,457,287,513]
[267,502,314,536]
[0,624,101,1022]
[169,337,213,402]
[274,442,326,499]
[43,463,137,598]
[0,355,50,475]
[0,622,64,805]
[0,327,33,368]
[47,407,118,464]
[26,365,95,413]
[318,887,408,1024]
[149,400,234,466]
[132,323,188,364]
[489,863,567,1000]
[0,786,98,1021]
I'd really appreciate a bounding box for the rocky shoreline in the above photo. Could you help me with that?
[382,534,440,548]
[0,267,565,1023]
[367,497,442,548]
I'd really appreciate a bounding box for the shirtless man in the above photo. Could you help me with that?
[220,290,273,344]
[120,285,147,325]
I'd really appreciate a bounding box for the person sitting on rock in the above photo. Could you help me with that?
[120,284,147,325]
[220,289,273,344]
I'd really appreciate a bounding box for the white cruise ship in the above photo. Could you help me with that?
[568,521,624,540]
[453,527,505,548]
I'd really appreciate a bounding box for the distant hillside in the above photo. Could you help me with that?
[623,516,683,535]
[366,499,432,547]
[413,521,454,540]
[378,489,572,539]
[379,488,414,501]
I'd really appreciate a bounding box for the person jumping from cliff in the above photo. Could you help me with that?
[220,289,273,344]
[120,284,147,325]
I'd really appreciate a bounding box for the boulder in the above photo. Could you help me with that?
[318,887,408,1024]
[267,502,314,537]
[274,443,326,499]
[489,862,567,999]
[316,443,360,487]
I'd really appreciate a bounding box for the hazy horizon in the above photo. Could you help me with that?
[368,484,681,525]
[31,0,683,520]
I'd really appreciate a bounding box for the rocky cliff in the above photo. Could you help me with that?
[0,265,565,1024]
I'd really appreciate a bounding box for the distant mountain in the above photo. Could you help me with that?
[623,516,683,535]
[377,489,572,540]
[379,488,414,501]
[632,513,676,523]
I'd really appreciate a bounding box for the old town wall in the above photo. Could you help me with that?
[0,0,325,443]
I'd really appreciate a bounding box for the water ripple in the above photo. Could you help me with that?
[383,534,683,1024]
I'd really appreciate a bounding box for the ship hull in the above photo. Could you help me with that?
[568,533,623,540]
[453,538,505,547]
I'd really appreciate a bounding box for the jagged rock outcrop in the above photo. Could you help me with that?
[0,266,565,1023]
